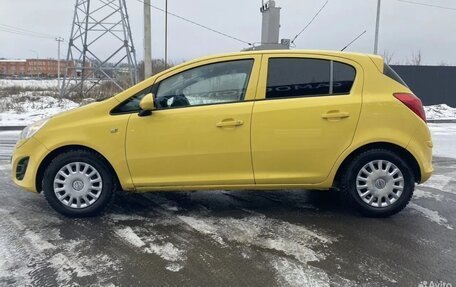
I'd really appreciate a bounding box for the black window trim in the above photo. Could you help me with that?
[383,63,408,87]
[110,58,255,115]
[264,57,357,101]
[110,84,157,115]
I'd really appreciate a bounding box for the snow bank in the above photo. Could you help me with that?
[425,104,456,120]
[0,92,78,126]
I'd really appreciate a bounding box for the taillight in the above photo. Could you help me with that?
[393,93,426,122]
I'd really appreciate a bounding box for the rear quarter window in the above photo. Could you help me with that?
[333,62,356,94]
[384,64,408,87]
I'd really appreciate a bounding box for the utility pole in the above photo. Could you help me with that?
[164,0,168,68]
[374,0,381,54]
[55,37,64,93]
[144,0,152,78]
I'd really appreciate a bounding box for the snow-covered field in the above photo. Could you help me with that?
[0,78,60,89]
[0,79,79,126]
[0,92,78,126]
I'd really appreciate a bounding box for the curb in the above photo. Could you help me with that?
[427,119,456,123]
[0,126,25,131]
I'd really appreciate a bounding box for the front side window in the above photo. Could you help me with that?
[155,59,253,109]
[266,58,356,99]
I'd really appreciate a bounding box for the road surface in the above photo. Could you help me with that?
[0,128,455,287]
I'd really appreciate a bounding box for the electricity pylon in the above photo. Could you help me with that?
[61,0,138,98]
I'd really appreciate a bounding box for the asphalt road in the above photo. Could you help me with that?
[0,130,17,161]
[0,132,455,287]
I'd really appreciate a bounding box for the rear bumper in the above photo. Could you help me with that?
[12,137,49,193]
[407,125,433,183]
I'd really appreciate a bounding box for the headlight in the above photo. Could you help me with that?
[20,118,49,141]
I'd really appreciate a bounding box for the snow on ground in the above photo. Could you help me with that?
[110,194,338,285]
[0,78,59,89]
[408,202,453,230]
[428,123,456,159]
[425,104,456,120]
[0,91,78,126]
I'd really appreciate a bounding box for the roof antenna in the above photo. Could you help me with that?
[341,30,367,51]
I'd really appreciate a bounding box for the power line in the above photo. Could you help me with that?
[0,27,54,39]
[0,23,55,39]
[136,0,252,46]
[291,0,329,44]
[0,23,55,38]
[394,0,456,11]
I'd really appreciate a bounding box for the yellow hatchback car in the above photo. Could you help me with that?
[12,50,433,217]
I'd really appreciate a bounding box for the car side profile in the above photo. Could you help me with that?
[12,50,433,217]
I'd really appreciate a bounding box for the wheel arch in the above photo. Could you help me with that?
[35,145,122,193]
[334,142,421,187]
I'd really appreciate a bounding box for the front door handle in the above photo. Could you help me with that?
[216,119,244,128]
[321,111,350,120]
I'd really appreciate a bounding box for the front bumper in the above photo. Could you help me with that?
[12,137,49,193]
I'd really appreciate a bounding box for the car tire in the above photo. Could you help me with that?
[42,149,115,217]
[340,149,415,217]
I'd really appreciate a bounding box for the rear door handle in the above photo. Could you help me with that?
[321,111,350,120]
[216,119,244,128]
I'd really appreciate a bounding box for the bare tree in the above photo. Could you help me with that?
[138,59,178,81]
[409,50,422,66]
[381,50,395,64]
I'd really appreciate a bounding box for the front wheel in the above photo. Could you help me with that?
[42,150,115,217]
[340,149,415,217]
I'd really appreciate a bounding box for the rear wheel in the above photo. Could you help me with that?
[340,149,415,217]
[42,150,115,217]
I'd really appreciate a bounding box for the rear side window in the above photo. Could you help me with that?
[384,63,408,87]
[266,58,356,99]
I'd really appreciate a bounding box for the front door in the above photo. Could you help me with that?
[126,56,261,188]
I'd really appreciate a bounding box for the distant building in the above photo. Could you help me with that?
[0,59,92,78]
[0,59,27,76]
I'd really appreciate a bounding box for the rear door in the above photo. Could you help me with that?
[251,54,363,184]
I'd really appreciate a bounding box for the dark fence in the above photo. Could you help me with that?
[391,65,455,107]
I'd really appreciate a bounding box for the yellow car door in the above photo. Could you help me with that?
[251,53,363,184]
[126,55,261,188]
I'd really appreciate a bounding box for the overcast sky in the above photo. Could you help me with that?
[0,0,455,65]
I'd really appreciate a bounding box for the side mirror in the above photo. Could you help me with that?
[139,93,155,116]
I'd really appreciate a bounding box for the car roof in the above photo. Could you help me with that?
[173,49,383,71]
[193,49,377,61]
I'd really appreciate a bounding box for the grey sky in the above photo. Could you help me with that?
[0,0,455,65]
